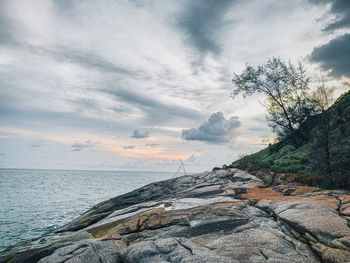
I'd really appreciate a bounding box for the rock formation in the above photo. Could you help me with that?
[1,168,350,263]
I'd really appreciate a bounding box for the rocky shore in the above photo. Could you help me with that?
[1,168,350,263]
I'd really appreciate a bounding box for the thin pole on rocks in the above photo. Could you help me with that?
[172,159,187,178]
[180,159,187,176]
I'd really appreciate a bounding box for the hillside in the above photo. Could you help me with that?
[233,90,350,189]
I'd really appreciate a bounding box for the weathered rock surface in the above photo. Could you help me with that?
[1,168,350,263]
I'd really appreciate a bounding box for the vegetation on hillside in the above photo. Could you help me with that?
[231,57,350,189]
[232,58,314,147]
[233,90,350,189]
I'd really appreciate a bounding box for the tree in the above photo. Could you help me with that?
[232,57,314,146]
[310,82,335,174]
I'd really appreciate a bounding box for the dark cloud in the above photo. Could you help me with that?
[71,140,94,151]
[123,145,135,149]
[324,15,350,32]
[53,47,133,75]
[53,0,76,11]
[310,33,350,77]
[131,129,149,138]
[0,3,18,46]
[178,0,236,54]
[0,152,6,157]
[0,104,133,134]
[145,143,159,147]
[104,88,204,123]
[181,112,240,144]
[322,0,350,32]
[68,98,101,113]
[0,18,15,45]
[72,142,90,148]
[308,1,350,77]
[30,143,42,148]
[72,147,83,152]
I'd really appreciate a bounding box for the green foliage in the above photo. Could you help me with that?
[233,90,350,189]
[232,57,316,146]
[265,177,274,187]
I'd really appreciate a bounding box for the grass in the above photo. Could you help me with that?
[233,90,350,189]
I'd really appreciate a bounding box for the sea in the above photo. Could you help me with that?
[0,168,175,252]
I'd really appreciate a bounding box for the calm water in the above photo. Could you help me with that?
[0,168,174,252]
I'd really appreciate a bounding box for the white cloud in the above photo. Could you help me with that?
[181,112,240,144]
[0,0,340,171]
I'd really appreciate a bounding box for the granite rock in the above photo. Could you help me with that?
[1,169,350,263]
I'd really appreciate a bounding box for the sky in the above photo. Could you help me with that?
[0,0,349,172]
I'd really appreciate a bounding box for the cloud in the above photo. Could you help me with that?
[310,33,350,77]
[104,88,203,124]
[145,143,159,147]
[185,154,197,162]
[0,104,133,135]
[131,129,149,138]
[53,47,133,75]
[0,0,337,171]
[307,0,350,77]
[178,0,237,54]
[322,0,350,32]
[181,112,241,144]
[71,140,94,151]
[123,145,135,149]
[30,143,42,148]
